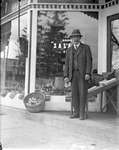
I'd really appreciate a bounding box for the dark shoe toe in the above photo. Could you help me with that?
[79,117,85,120]
[70,114,79,119]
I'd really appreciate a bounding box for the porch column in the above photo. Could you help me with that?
[98,10,107,74]
[25,9,37,95]
[116,71,119,115]
[98,5,119,74]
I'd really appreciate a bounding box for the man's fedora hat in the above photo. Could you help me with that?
[70,29,82,38]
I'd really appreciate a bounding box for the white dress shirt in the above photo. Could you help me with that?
[74,43,80,49]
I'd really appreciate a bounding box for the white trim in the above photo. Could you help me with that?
[98,11,107,74]
[25,9,38,95]
[1,0,118,25]
[25,10,31,95]
[29,9,37,93]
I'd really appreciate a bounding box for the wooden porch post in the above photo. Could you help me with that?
[25,9,37,96]
[116,70,119,115]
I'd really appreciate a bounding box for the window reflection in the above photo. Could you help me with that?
[0,14,27,95]
[36,11,98,91]
[111,19,119,70]
[1,0,28,17]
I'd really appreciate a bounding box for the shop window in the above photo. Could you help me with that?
[0,14,27,94]
[1,0,28,17]
[36,11,98,92]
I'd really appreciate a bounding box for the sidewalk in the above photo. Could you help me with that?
[0,93,100,112]
[0,105,119,150]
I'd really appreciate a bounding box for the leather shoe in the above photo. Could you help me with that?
[70,114,79,119]
[79,116,85,120]
[79,114,88,120]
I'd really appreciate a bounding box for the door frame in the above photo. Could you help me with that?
[107,13,119,72]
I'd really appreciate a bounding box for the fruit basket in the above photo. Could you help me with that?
[24,92,45,113]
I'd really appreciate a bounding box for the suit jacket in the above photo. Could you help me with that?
[64,43,92,81]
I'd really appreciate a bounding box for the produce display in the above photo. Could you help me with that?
[26,96,42,106]
[24,92,45,112]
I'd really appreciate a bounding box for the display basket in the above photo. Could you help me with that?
[24,92,45,113]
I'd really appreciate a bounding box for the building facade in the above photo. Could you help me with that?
[1,0,119,96]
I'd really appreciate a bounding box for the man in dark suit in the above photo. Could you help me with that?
[64,29,92,120]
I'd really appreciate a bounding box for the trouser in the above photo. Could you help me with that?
[71,70,88,117]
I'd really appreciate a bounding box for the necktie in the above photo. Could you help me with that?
[74,44,78,49]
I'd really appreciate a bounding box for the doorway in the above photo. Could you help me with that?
[107,13,119,72]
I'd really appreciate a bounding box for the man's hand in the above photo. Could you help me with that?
[85,74,90,80]
[64,77,69,83]
[64,77,71,88]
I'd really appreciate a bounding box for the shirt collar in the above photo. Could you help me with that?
[74,43,80,49]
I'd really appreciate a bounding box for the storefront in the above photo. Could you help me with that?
[1,0,119,110]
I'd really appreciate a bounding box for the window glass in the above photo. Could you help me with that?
[36,11,98,93]
[0,14,27,97]
[1,0,28,17]
[111,19,119,70]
